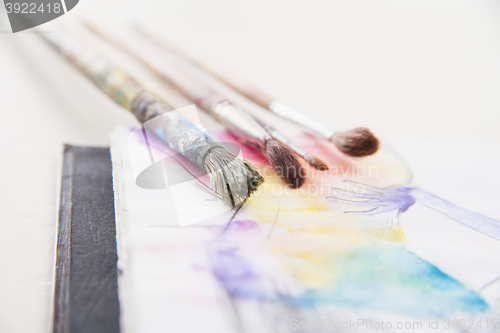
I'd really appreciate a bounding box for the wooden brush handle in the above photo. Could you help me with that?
[86,23,214,105]
[87,23,271,147]
[137,26,276,109]
[43,32,143,111]
[136,27,340,139]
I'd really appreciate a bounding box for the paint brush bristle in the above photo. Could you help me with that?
[203,146,263,207]
[265,139,306,188]
[244,160,265,193]
[303,154,329,171]
[331,127,379,157]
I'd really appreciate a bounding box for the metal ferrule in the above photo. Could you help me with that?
[211,101,271,150]
[269,101,336,139]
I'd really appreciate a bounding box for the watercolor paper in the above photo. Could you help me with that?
[111,126,500,333]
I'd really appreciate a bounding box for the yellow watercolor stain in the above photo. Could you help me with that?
[278,256,337,288]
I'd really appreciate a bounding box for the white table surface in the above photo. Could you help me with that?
[1,1,500,331]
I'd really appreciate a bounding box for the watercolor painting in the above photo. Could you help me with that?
[112,123,500,333]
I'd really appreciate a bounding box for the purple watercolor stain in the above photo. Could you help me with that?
[227,219,261,233]
[208,244,265,298]
[327,180,500,239]
[207,220,267,299]
[326,181,416,217]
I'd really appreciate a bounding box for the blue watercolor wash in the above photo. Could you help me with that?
[287,245,488,318]
[208,221,488,318]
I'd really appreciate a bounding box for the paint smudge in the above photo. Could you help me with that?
[207,220,488,318]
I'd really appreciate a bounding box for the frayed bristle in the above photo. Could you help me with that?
[303,154,329,171]
[203,146,263,207]
[265,139,307,188]
[243,160,265,193]
[331,127,379,157]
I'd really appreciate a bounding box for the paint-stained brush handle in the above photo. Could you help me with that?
[38,26,264,206]
[85,22,272,149]
[85,21,307,188]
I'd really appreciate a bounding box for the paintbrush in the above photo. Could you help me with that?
[99,25,328,171]
[136,26,379,158]
[38,27,263,207]
[85,22,307,188]
[113,26,328,171]
[252,118,328,171]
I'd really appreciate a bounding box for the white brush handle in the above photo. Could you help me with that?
[269,101,335,139]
